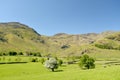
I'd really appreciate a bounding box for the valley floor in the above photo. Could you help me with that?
[0,62,120,80]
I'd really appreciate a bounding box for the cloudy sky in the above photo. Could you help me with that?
[0,0,120,36]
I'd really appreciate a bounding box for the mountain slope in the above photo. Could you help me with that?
[0,22,47,54]
[0,22,120,58]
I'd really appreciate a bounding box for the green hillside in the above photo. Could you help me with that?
[0,22,120,59]
[0,22,47,55]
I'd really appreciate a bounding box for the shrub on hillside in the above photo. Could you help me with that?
[106,33,120,41]
[9,51,17,56]
[95,43,113,49]
[18,52,23,55]
[61,45,70,49]
[3,53,8,56]
[33,52,42,57]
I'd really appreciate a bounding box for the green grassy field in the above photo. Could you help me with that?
[0,62,120,80]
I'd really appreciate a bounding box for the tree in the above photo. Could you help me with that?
[18,52,23,55]
[40,58,45,64]
[79,54,95,69]
[58,59,63,66]
[9,51,17,56]
[31,58,38,62]
[44,58,58,72]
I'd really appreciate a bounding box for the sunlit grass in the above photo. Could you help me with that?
[0,62,120,80]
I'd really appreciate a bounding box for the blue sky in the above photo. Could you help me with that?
[0,0,120,36]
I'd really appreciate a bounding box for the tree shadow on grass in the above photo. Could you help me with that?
[0,62,28,65]
[54,70,63,72]
[61,65,67,67]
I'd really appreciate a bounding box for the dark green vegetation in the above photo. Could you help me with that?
[79,54,95,69]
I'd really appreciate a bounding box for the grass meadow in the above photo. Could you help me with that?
[0,60,120,80]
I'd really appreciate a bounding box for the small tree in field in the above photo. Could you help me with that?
[79,54,95,69]
[40,58,45,64]
[58,59,63,66]
[44,58,58,72]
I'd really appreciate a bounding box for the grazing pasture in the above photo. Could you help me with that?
[0,61,120,80]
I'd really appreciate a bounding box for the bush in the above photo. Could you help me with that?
[9,51,17,56]
[40,58,45,64]
[15,57,21,62]
[58,59,63,66]
[44,58,58,72]
[31,58,38,62]
[79,54,95,69]
[18,52,23,55]
[61,45,70,49]
[95,43,113,49]
[26,52,42,57]
[3,53,8,56]
[35,52,42,57]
